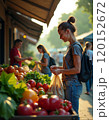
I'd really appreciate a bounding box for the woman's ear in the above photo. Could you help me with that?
[66,29,70,33]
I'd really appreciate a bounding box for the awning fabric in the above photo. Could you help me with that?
[6,0,60,43]
[6,0,60,25]
[76,31,93,42]
[83,33,93,42]
[9,11,43,41]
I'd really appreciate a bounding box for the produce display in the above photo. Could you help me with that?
[38,94,62,111]
[0,65,75,120]
[0,71,26,120]
[25,71,51,85]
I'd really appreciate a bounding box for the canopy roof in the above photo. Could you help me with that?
[76,31,93,42]
[6,0,60,43]
[6,0,60,25]
[83,32,93,42]
[9,11,43,41]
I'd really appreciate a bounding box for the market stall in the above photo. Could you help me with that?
[0,65,79,120]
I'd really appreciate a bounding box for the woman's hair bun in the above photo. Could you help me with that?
[67,16,75,24]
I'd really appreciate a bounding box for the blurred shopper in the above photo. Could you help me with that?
[35,44,52,77]
[50,16,82,116]
[52,52,57,62]
[57,51,64,66]
[83,42,93,95]
[10,39,32,67]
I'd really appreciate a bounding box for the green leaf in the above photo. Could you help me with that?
[0,71,27,104]
[0,71,17,86]
[0,64,9,68]
[15,80,27,89]
[14,88,25,100]
[0,86,8,93]
[0,93,17,120]
[0,71,9,85]
[8,73,17,86]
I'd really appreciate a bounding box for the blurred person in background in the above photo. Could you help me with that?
[10,39,33,67]
[57,51,64,66]
[83,41,93,95]
[35,44,52,77]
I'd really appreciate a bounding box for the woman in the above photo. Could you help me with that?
[50,16,82,115]
[35,44,52,77]
[83,42,93,95]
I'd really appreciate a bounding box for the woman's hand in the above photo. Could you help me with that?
[50,65,58,72]
[52,69,62,75]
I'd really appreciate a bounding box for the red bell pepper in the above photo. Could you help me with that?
[38,94,61,111]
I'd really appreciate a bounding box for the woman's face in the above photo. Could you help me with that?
[38,48,43,53]
[89,45,92,50]
[58,29,69,42]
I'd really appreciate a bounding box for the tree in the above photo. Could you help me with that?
[73,8,92,35]
[76,0,93,24]
[38,7,92,48]
[58,8,92,35]
[46,27,64,48]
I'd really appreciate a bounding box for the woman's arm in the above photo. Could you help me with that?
[35,58,48,67]
[50,65,63,69]
[50,65,63,73]
[62,55,81,74]
[52,55,81,75]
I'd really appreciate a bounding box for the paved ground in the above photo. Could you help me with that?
[79,83,93,120]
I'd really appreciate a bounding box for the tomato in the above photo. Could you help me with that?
[14,69,19,75]
[38,94,61,111]
[19,72,24,76]
[31,87,39,95]
[17,67,25,73]
[49,108,68,115]
[23,71,27,75]
[42,83,49,92]
[21,99,34,108]
[60,99,72,112]
[36,82,42,89]
[32,107,48,116]
[0,67,4,72]
[15,76,18,81]
[13,65,18,70]
[7,66,15,73]
[38,87,45,92]
[65,100,72,110]
[58,108,69,115]
[65,111,70,115]
[17,103,33,115]
[22,89,39,103]
[26,83,31,89]
[60,104,69,112]
[0,67,4,75]
[28,79,36,87]
[16,74,24,80]
[4,67,7,73]
[49,111,56,115]
[33,102,38,109]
